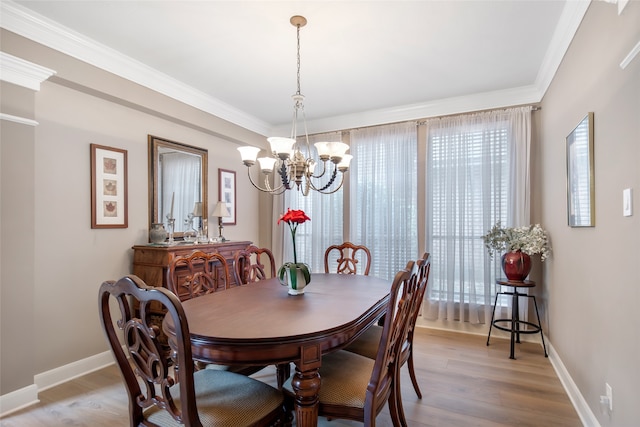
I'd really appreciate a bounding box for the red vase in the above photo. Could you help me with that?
[501,251,532,282]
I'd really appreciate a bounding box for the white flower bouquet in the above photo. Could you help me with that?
[482,222,551,261]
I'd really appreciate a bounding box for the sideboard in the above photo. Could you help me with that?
[132,240,253,289]
[132,241,253,347]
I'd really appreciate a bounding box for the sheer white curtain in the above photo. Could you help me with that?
[350,122,418,280]
[161,152,201,232]
[423,106,531,324]
[280,132,345,273]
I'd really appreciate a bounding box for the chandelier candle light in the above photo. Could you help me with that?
[278,209,311,295]
[237,15,353,196]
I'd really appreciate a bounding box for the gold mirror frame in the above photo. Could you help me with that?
[148,135,208,240]
[566,112,595,227]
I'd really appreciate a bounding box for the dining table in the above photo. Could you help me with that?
[163,272,391,427]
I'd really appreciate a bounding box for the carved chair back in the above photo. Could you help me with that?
[166,250,231,301]
[324,241,372,275]
[98,275,286,427]
[233,245,276,285]
[98,275,203,425]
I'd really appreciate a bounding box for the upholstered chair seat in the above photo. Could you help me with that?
[284,350,375,411]
[146,368,284,426]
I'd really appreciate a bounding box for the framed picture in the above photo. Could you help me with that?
[218,168,236,225]
[91,144,128,228]
[566,112,595,227]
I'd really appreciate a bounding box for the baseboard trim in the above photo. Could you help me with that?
[0,385,39,418]
[0,350,115,417]
[34,350,115,392]
[543,342,598,427]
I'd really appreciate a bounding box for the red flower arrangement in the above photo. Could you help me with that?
[277,208,311,286]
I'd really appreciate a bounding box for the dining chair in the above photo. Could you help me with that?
[282,264,415,427]
[233,245,276,285]
[167,250,264,376]
[345,253,432,406]
[98,275,287,427]
[324,241,372,275]
[166,250,232,300]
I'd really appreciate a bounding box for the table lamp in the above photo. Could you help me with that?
[211,201,230,242]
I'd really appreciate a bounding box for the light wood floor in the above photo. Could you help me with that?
[0,328,581,427]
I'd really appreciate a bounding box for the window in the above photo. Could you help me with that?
[350,122,418,280]
[422,107,532,323]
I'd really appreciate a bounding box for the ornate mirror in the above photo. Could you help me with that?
[148,135,208,240]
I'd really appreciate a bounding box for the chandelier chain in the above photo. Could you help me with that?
[296,23,302,96]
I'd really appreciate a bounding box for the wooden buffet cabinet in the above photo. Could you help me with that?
[132,240,253,289]
[131,240,252,347]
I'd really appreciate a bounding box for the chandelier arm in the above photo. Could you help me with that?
[306,167,340,192]
[245,168,285,194]
[310,160,328,179]
[307,172,345,195]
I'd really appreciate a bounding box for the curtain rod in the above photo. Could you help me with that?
[308,103,541,137]
[416,103,541,126]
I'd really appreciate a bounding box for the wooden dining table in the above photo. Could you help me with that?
[163,273,391,427]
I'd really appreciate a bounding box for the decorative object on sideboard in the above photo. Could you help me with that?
[237,15,352,196]
[149,223,167,244]
[192,202,208,243]
[482,222,551,282]
[183,211,198,243]
[211,201,231,242]
[166,214,175,244]
[277,208,311,294]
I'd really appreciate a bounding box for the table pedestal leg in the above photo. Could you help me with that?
[291,367,321,427]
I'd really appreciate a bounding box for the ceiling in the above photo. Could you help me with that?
[3,1,588,136]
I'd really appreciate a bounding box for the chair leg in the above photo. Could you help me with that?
[406,349,422,399]
[389,375,407,427]
[276,362,291,389]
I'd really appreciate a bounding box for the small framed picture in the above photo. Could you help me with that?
[218,168,236,225]
[91,144,128,228]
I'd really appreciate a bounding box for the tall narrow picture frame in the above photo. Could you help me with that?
[91,144,128,228]
[218,169,236,225]
[566,112,595,227]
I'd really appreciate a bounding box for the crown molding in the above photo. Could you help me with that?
[0,51,55,91]
[286,85,541,135]
[534,0,590,101]
[620,40,640,69]
[0,113,39,126]
[0,1,272,135]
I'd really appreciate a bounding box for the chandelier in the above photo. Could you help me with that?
[237,15,352,196]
